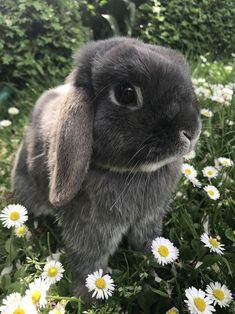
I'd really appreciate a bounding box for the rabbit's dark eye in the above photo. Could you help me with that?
[114,82,137,106]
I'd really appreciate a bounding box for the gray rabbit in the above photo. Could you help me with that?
[11,37,201,300]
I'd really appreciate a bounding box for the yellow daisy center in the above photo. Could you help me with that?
[185,169,192,175]
[16,226,27,236]
[158,245,169,257]
[54,310,62,314]
[213,289,225,300]
[48,267,58,277]
[222,160,228,165]
[209,238,220,248]
[31,289,41,304]
[10,211,20,221]
[208,189,215,197]
[13,308,25,314]
[95,277,106,289]
[207,170,213,176]
[194,297,206,311]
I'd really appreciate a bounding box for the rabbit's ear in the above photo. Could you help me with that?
[49,86,93,206]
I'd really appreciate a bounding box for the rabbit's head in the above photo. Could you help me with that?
[49,38,201,206]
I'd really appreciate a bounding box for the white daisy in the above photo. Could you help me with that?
[0,292,21,313]
[8,107,19,115]
[181,163,197,179]
[203,185,220,200]
[0,295,37,314]
[85,269,115,300]
[200,109,213,117]
[14,225,29,238]
[46,250,62,262]
[189,177,202,188]
[48,302,65,314]
[0,204,28,229]
[0,120,12,128]
[25,277,50,308]
[206,282,233,308]
[202,167,218,179]
[203,131,210,137]
[217,157,233,167]
[42,260,64,284]
[166,307,179,314]
[183,150,196,161]
[151,237,179,265]
[200,233,225,255]
[185,286,215,314]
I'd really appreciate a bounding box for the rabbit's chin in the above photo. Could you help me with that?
[95,155,181,173]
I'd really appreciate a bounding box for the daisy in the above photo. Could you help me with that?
[25,277,50,308]
[0,204,28,229]
[190,177,202,188]
[200,233,225,255]
[184,150,196,161]
[203,185,220,200]
[48,302,65,314]
[8,107,19,115]
[0,295,37,314]
[202,167,218,179]
[203,131,210,137]
[0,292,21,313]
[46,250,62,262]
[195,86,211,98]
[185,287,215,314]
[85,269,115,300]
[151,237,179,265]
[14,225,29,238]
[200,109,213,117]
[181,163,197,179]
[166,307,179,314]
[206,282,232,308]
[0,120,12,128]
[217,157,233,167]
[42,260,64,284]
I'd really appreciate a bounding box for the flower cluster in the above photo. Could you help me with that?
[185,283,233,314]
[0,268,65,314]
[181,154,233,200]
[0,205,66,313]
[193,78,233,106]
[0,204,31,238]
[0,255,65,313]
[0,107,19,129]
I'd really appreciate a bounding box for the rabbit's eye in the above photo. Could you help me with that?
[114,82,137,106]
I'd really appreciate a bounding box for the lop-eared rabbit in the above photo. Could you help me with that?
[12,37,201,300]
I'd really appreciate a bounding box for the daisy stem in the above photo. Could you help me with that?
[9,230,14,261]
[47,231,52,257]
[47,295,84,304]
[77,299,81,314]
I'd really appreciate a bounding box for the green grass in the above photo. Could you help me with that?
[0,58,234,314]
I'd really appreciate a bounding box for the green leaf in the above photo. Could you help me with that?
[225,229,235,242]
[149,286,170,298]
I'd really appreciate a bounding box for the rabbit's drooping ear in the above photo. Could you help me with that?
[49,86,93,207]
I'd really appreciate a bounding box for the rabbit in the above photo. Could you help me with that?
[11,37,201,301]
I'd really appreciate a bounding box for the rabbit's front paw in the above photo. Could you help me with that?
[74,283,94,305]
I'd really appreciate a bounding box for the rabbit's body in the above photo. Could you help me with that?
[12,37,200,300]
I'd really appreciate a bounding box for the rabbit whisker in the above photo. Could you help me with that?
[108,159,142,212]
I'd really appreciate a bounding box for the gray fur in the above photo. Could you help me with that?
[11,37,200,300]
